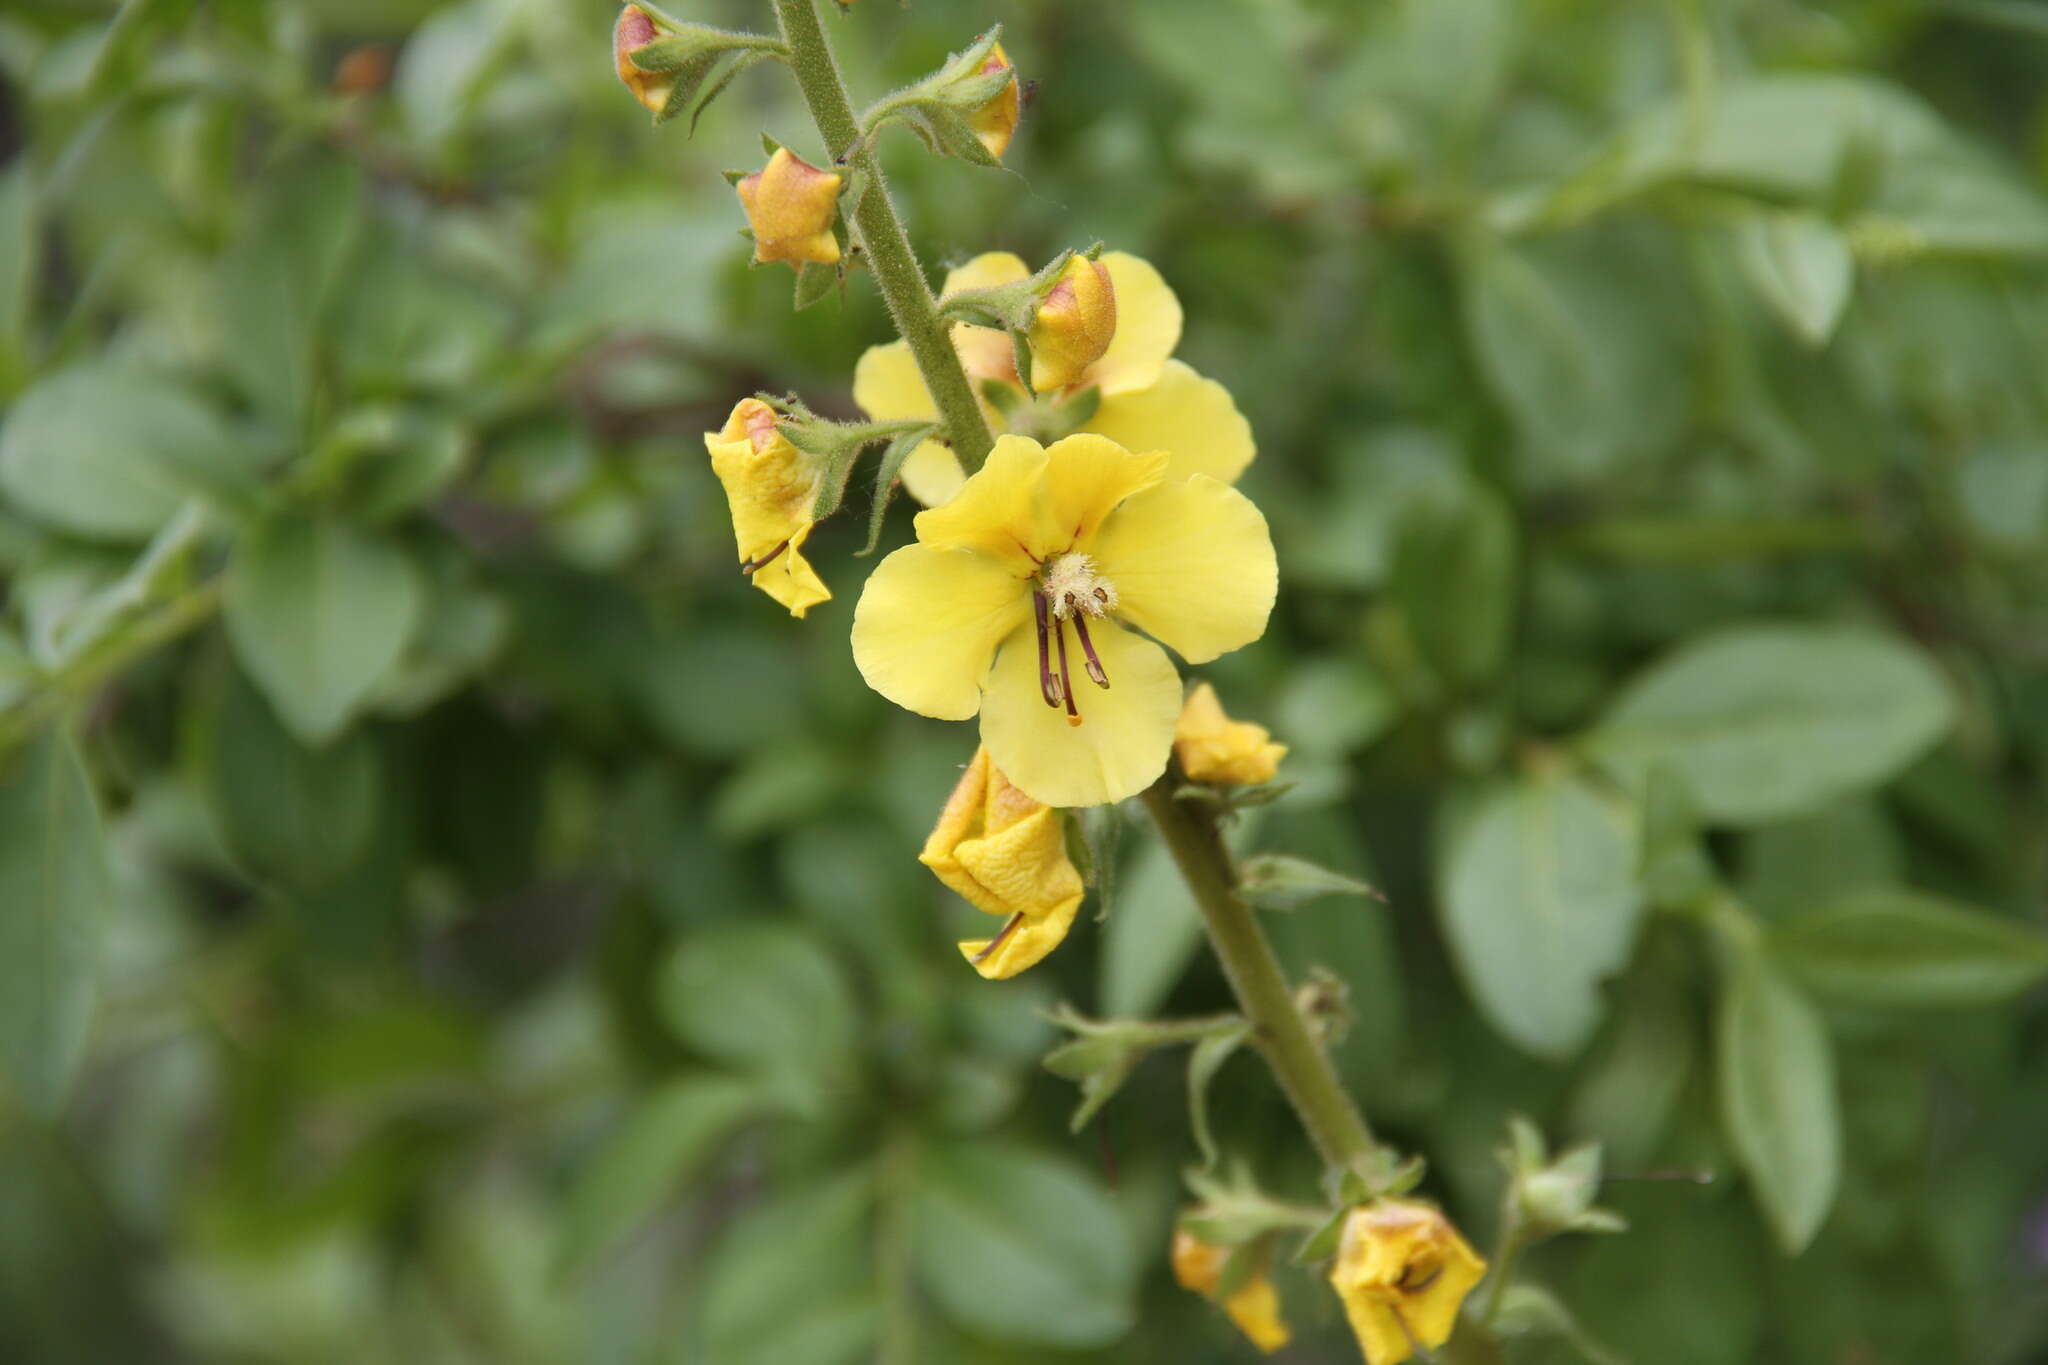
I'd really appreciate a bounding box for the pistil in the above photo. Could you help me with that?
[1033,592,1063,707]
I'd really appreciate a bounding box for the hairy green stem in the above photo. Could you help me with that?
[772,0,994,473]
[1140,777,1376,1171]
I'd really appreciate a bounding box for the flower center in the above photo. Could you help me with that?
[1032,555,1116,727]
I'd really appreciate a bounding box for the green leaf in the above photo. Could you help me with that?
[1585,624,1953,826]
[1388,480,1517,688]
[698,1171,879,1365]
[1236,853,1382,910]
[0,364,234,541]
[558,1073,765,1272]
[1187,1022,1250,1168]
[1734,212,1854,347]
[0,730,111,1118]
[1717,951,1840,1253]
[655,921,858,1115]
[1099,835,1206,1017]
[0,162,33,389]
[1772,888,2048,1007]
[199,667,380,892]
[912,1140,1137,1348]
[224,512,425,747]
[1436,771,1643,1060]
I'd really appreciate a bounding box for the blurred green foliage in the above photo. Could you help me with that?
[2,0,2048,1361]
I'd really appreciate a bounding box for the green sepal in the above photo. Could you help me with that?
[1236,853,1384,910]
[643,33,783,130]
[1187,1021,1251,1169]
[857,423,937,556]
[792,259,839,311]
[1291,1206,1348,1266]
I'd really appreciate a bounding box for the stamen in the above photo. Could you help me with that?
[1070,613,1110,688]
[1054,617,1081,727]
[973,911,1026,963]
[1034,593,1063,707]
[740,540,789,574]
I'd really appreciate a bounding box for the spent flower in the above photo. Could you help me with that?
[1176,681,1287,786]
[966,42,1021,160]
[612,5,675,114]
[921,745,1084,978]
[1328,1200,1487,1365]
[852,433,1275,807]
[736,148,844,267]
[703,398,832,617]
[1171,1228,1291,1354]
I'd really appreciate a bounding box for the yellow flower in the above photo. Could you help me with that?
[736,148,844,267]
[1176,682,1287,786]
[703,398,832,617]
[852,433,1274,807]
[968,42,1021,160]
[921,745,1084,978]
[853,252,1255,505]
[1327,1201,1487,1365]
[1026,254,1118,393]
[612,6,673,115]
[1171,1229,1292,1354]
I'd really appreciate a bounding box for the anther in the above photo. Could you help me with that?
[739,540,789,574]
[1070,613,1110,688]
[1034,593,1063,708]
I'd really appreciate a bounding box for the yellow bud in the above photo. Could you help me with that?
[1026,254,1116,392]
[736,148,845,268]
[613,6,674,115]
[703,398,831,618]
[921,746,1084,979]
[1175,682,1287,786]
[968,43,1021,160]
[1327,1201,1487,1365]
[1171,1229,1291,1354]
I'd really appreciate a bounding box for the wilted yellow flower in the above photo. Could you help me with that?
[1176,682,1287,786]
[921,746,1084,978]
[1026,254,1117,393]
[1328,1201,1487,1365]
[612,6,673,115]
[968,42,1021,160]
[852,433,1275,807]
[853,251,1254,505]
[1171,1229,1291,1354]
[703,398,831,617]
[736,148,844,267]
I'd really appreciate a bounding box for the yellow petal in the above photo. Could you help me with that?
[1088,476,1276,664]
[1039,434,1169,553]
[900,441,967,506]
[980,619,1182,807]
[1222,1276,1292,1355]
[957,891,1080,978]
[912,435,1048,566]
[1084,252,1182,395]
[852,341,937,422]
[852,544,1029,720]
[942,251,1031,295]
[753,526,832,618]
[1176,682,1287,785]
[1086,360,1255,485]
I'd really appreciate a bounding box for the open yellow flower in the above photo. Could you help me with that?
[851,433,1275,807]
[1171,1228,1292,1354]
[1176,682,1288,786]
[1327,1201,1487,1365]
[736,148,843,267]
[853,252,1254,505]
[703,398,831,617]
[921,745,1084,978]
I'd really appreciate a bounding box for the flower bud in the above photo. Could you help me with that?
[1026,254,1116,392]
[735,147,845,268]
[1175,682,1287,786]
[1171,1228,1291,1354]
[1327,1201,1487,1365]
[920,745,1084,979]
[613,6,675,115]
[967,43,1021,160]
[703,398,831,617]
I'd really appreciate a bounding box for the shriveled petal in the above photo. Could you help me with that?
[852,341,937,422]
[1084,252,1182,396]
[900,441,967,507]
[754,526,832,618]
[1038,433,1169,553]
[980,619,1182,807]
[912,435,1047,567]
[852,544,1029,720]
[958,892,1080,979]
[1086,360,1255,485]
[1088,476,1276,664]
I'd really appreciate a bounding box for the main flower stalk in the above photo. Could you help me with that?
[1139,776,1376,1171]
[772,0,995,473]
